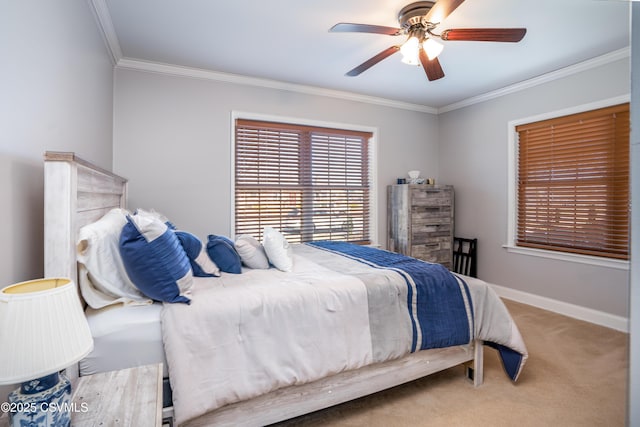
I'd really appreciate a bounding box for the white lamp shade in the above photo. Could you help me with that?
[400,36,420,65]
[0,278,94,385]
[423,38,444,60]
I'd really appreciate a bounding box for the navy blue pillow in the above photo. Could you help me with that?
[206,235,242,274]
[175,231,220,277]
[119,215,192,304]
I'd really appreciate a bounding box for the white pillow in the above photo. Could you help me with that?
[76,208,151,308]
[235,235,270,269]
[262,227,293,272]
[135,208,174,228]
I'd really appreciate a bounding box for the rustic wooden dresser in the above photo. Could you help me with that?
[387,184,454,269]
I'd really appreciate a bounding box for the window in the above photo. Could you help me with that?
[515,103,629,260]
[234,118,373,244]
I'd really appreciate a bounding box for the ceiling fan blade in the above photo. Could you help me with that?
[419,48,445,81]
[330,23,402,36]
[424,0,466,24]
[346,46,400,76]
[440,28,527,42]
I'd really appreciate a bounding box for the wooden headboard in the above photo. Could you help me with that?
[44,151,128,286]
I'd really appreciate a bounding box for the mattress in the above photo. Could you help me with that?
[80,302,168,378]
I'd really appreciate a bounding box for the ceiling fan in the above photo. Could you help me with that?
[330,0,526,81]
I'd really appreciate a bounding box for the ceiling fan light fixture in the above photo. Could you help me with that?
[330,0,527,80]
[400,34,420,65]
[423,37,443,60]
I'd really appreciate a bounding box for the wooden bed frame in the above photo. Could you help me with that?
[43,151,483,426]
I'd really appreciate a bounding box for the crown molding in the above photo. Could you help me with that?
[92,0,436,114]
[115,47,630,116]
[115,58,438,114]
[437,47,631,113]
[89,0,628,116]
[88,0,123,65]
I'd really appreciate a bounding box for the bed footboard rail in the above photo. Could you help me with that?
[183,340,482,427]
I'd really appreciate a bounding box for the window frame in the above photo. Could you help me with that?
[231,111,378,245]
[505,95,630,270]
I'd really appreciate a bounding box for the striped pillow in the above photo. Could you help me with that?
[175,231,220,277]
[119,214,193,304]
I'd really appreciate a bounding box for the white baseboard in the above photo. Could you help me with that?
[490,283,629,333]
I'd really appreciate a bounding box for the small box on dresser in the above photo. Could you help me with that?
[387,184,454,269]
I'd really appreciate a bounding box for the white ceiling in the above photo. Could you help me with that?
[97,0,631,110]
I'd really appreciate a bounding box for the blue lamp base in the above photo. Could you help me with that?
[8,372,72,427]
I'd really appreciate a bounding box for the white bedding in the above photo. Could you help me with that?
[80,302,168,377]
[162,244,527,426]
[162,250,375,425]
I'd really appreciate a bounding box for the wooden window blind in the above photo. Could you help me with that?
[516,103,630,259]
[235,119,372,244]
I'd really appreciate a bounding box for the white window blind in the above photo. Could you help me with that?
[516,103,629,260]
[235,119,372,244]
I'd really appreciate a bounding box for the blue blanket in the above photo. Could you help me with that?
[308,241,474,353]
[308,241,527,382]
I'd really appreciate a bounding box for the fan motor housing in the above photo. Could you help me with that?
[398,1,435,29]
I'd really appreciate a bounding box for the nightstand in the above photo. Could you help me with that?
[1,364,163,427]
[72,363,163,426]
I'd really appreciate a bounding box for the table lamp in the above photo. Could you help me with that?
[0,278,93,427]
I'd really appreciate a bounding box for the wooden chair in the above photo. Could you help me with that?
[452,237,477,278]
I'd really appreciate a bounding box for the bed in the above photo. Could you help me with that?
[43,151,527,426]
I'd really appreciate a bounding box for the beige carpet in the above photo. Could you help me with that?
[273,300,629,427]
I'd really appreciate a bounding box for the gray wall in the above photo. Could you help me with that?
[0,0,115,401]
[113,68,439,245]
[114,58,632,319]
[438,58,630,318]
